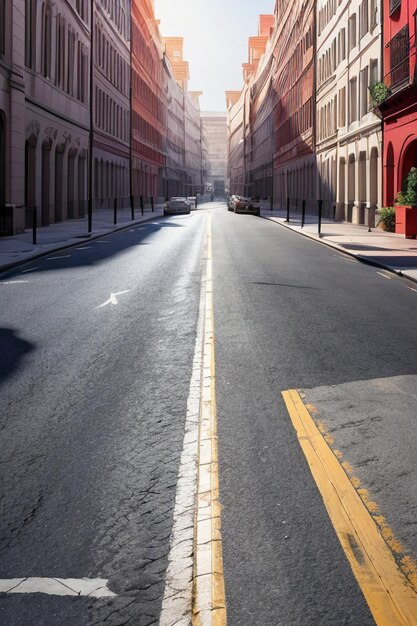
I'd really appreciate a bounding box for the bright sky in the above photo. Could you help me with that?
[154,0,275,112]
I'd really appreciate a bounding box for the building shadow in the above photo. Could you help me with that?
[0,328,34,387]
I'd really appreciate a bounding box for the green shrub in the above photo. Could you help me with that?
[377,207,396,232]
[368,82,390,106]
[395,167,417,207]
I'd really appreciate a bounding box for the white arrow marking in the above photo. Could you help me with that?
[95,289,131,309]
[0,577,116,598]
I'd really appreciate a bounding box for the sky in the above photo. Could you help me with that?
[154,0,275,113]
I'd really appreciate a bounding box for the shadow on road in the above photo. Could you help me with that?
[1,219,186,279]
[0,328,34,387]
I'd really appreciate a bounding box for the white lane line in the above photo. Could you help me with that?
[0,577,116,598]
[159,217,207,625]
[95,240,110,243]
[20,267,40,273]
[95,289,131,309]
[0,281,29,285]
[377,271,392,280]
[47,255,71,260]
[76,246,91,250]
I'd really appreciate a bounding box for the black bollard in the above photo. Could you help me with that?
[151,197,154,212]
[32,206,37,245]
[113,198,117,225]
[318,199,323,237]
[301,200,306,228]
[140,195,144,216]
[286,197,290,222]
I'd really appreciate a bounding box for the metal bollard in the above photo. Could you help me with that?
[286,197,290,222]
[195,197,197,209]
[318,199,323,237]
[140,195,144,216]
[32,206,37,245]
[301,200,306,228]
[270,195,273,211]
[151,197,154,212]
[130,195,134,220]
[113,198,117,225]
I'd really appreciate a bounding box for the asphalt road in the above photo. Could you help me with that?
[1,201,417,625]
[0,212,207,625]
[213,205,417,625]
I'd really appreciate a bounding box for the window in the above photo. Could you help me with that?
[369,58,379,85]
[25,0,36,67]
[0,0,4,55]
[360,66,369,117]
[370,0,378,29]
[389,0,401,15]
[41,3,53,79]
[388,26,409,87]
[348,14,357,52]
[349,77,358,123]
[359,0,369,39]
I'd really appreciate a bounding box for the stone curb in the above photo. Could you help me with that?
[0,212,165,274]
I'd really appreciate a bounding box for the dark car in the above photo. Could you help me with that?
[164,197,191,216]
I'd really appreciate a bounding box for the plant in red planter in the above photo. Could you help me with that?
[395,167,417,238]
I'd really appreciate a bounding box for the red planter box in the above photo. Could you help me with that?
[395,205,417,238]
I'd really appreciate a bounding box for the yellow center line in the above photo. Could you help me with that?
[282,389,417,626]
[193,213,227,626]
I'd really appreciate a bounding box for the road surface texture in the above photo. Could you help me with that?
[1,201,417,624]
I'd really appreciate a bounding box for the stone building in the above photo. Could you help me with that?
[132,0,167,199]
[201,112,228,196]
[1,0,90,234]
[272,0,316,209]
[93,0,131,208]
[320,0,382,224]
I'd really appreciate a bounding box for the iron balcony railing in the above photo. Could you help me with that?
[389,0,401,15]
[384,28,416,92]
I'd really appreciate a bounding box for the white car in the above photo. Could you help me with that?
[164,197,191,215]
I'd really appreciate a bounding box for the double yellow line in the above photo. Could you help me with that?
[193,214,227,625]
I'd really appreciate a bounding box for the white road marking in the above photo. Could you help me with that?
[47,255,71,260]
[408,287,417,292]
[20,267,39,273]
[159,217,207,625]
[0,281,29,285]
[95,240,110,243]
[0,577,116,598]
[95,289,131,309]
[377,271,392,280]
[76,246,91,250]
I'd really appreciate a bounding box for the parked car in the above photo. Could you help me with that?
[230,196,261,216]
[187,196,197,210]
[163,197,191,216]
[227,195,237,211]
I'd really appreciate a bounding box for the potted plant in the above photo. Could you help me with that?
[376,207,396,232]
[368,82,391,108]
[395,167,417,238]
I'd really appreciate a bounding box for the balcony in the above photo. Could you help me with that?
[384,26,414,92]
[389,0,401,15]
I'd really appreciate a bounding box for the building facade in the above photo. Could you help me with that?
[93,0,130,208]
[272,0,316,209]
[1,0,90,234]
[132,0,167,199]
[201,112,227,195]
[380,0,417,207]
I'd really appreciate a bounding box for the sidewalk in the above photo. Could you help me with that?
[0,204,165,272]
[261,207,417,283]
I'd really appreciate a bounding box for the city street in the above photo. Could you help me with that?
[1,201,417,624]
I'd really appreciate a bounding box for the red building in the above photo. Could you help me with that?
[381,0,417,207]
[272,0,316,207]
[131,0,167,198]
